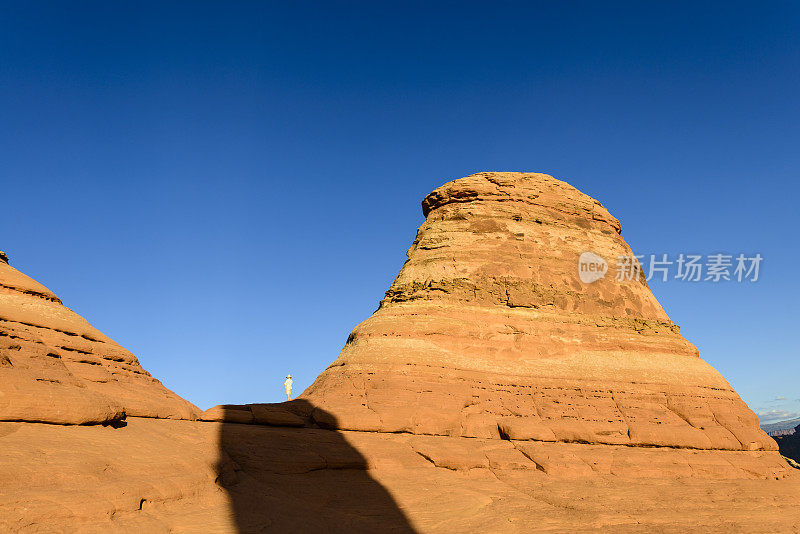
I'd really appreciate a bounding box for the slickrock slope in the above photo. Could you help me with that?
[3,410,800,533]
[0,257,198,424]
[302,172,774,455]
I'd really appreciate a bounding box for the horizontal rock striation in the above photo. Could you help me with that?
[302,172,776,453]
[0,260,198,425]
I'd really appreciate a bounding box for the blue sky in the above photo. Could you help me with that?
[1,2,798,421]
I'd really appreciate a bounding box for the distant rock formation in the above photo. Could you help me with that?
[0,259,198,425]
[762,416,800,437]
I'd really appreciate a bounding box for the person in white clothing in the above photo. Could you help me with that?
[284,374,293,401]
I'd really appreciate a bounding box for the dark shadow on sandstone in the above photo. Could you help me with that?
[216,400,416,533]
[774,426,800,466]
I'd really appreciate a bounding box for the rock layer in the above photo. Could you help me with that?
[303,172,775,453]
[0,260,198,424]
[5,415,798,533]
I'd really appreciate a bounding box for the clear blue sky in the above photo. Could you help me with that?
[2,2,798,421]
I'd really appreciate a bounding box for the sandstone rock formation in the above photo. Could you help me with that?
[2,172,800,533]
[302,172,775,454]
[0,259,198,424]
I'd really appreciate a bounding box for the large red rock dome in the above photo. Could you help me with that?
[302,172,773,453]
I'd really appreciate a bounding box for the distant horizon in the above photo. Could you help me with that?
[3,2,798,423]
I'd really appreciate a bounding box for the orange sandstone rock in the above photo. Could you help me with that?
[0,260,198,424]
[302,172,775,453]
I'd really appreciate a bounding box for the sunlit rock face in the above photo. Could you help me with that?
[0,260,198,425]
[303,172,774,452]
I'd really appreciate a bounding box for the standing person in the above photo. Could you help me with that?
[284,374,293,401]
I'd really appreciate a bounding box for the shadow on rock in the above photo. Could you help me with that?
[215,399,416,533]
[775,428,800,467]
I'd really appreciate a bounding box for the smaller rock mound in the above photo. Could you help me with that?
[0,260,199,425]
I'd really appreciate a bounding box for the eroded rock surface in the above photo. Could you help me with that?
[2,415,799,533]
